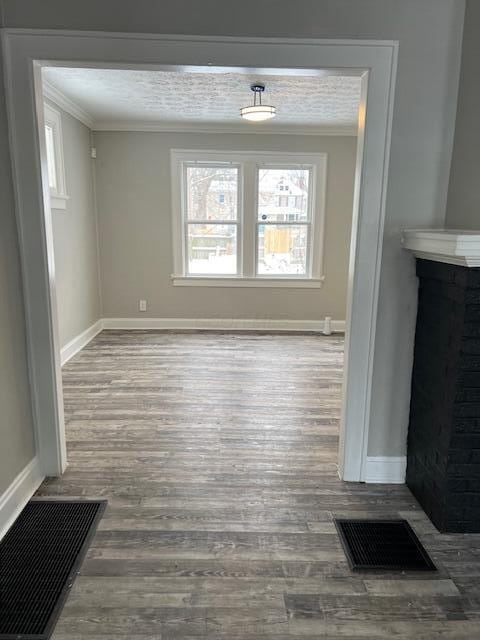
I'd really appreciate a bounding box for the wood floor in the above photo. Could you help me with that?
[37,331,480,639]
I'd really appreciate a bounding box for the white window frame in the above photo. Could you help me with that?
[171,149,327,288]
[43,103,68,210]
[182,160,243,277]
[255,162,316,280]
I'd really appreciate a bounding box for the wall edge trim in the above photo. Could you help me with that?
[364,456,407,484]
[60,319,103,365]
[101,317,345,332]
[0,457,44,541]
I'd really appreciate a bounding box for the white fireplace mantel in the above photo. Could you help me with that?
[402,229,480,267]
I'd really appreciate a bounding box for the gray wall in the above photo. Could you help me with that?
[0,50,36,493]
[95,132,356,321]
[446,0,480,230]
[49,104,101,349]
[0,0,466,462]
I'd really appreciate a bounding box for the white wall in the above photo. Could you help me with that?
[49,103,101,349]
[0,0,466,461]
[446,0,480,230]
[94,131,356,321]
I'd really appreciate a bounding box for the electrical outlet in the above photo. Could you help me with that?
[139,299,147,312]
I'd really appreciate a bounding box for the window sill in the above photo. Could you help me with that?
[50,194,69,210]
[171,275,325,288]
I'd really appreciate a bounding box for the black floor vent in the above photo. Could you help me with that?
[0,499,106,639]
[335,519,436,571]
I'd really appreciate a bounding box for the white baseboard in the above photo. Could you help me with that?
[61,319,103,365]
[60,316,345,366]
[365,456,407,484]
[0,457,44,540]
[102,317,346,333]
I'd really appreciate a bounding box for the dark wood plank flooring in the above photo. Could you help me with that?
[36,331,480,638]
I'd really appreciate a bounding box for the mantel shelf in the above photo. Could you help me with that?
[402,229,480,267]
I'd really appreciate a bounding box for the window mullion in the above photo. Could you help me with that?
[187,220,237,225]
[242,162,256,278]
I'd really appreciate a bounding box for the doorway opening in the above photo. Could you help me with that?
[3,32,397,484]
[38,62,358,481]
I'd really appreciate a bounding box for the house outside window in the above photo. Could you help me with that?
[171,150,327,288]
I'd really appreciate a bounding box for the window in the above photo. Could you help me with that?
[171,150,326,287]
[43,104,68,209]
[257,167,311,275]
[184,165,240,275]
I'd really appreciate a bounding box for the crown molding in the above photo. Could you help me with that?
[93,120,358,136]
[42,80,95,129]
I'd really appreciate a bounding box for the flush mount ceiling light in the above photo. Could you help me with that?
[240,83,276,122]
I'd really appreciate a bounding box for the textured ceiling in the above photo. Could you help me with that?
[43,68,361,131]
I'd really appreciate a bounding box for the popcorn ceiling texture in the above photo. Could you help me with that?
[43,68,361,127]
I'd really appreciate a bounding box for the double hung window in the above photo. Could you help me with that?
[171,150,326,287]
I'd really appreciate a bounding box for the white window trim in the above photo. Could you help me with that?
[171,276,325,288]
[171,149,327,287]
[181,160,244,277]
[43,103,69,210]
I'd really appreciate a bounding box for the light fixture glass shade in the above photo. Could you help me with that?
[240,84,276,122]
[240,104,277,122]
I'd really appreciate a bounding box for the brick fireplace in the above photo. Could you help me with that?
[403,230,480,533]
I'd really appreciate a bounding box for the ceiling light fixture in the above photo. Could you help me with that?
[240,83,276,122]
